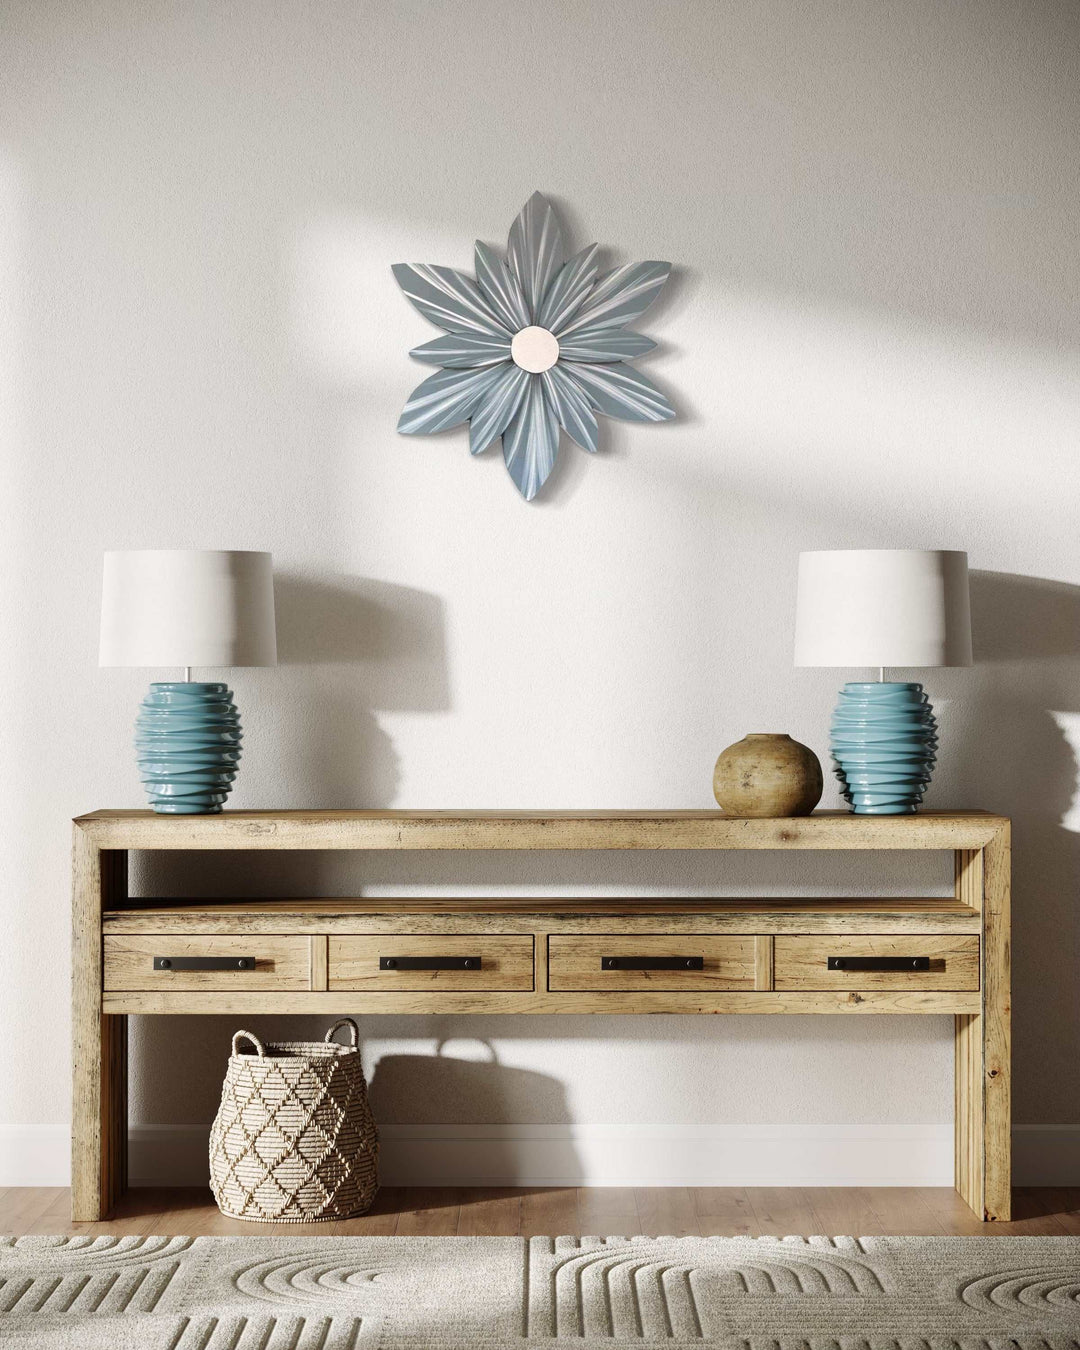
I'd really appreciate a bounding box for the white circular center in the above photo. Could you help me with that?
[511,325,560,373]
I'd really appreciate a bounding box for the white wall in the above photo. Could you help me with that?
[2,0,1079,1184]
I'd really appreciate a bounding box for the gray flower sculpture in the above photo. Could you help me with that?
[393,192,675,500]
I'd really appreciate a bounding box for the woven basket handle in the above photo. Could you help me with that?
[324,1017,360,1048]
[232,1029,265,1057]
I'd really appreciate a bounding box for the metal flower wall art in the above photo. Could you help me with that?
[393,192,675,500]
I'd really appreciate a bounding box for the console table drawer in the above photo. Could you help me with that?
[103,935,311,991]
[329,935,534,990]
[548,935,757,991]
[774,935,980,991]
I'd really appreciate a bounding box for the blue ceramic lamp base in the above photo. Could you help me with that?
[830,681,938,815]
[135,682,243,814]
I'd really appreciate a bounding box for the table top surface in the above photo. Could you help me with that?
[76,808,1004,821]
[73,808,1009,850]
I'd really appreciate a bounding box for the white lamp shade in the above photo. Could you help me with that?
[100,550,277,668]
[794,549,972,668]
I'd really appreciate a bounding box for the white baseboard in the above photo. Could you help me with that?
[370,1123,955,1188]
[0,1125,70,1187]
[2,1122,1076,1189]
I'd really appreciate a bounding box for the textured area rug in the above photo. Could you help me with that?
[2,1233,1080,1348]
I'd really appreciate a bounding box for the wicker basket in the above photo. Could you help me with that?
[209,1018,378,1222]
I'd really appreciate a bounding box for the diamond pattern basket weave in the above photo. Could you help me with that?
[209,1018,378,1222]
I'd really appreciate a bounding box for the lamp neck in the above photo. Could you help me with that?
[182,666,191,683]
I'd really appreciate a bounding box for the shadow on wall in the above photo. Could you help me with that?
[955,571,1080,1122]
[368,1039,578,1185]
[275,571,450,685]
[272,570,450,807]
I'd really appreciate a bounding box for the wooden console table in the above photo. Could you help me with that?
[71,809,1010,1221]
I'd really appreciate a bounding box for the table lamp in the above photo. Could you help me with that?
[794,549,971,814]
[100,550,277,813]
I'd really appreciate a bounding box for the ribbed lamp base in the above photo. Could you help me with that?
[135,682,243,814]
[830,681,938,815]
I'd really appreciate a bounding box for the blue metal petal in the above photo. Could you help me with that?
[506,192,565,322]
[474,241,531,333]
[536,244,599,333]
[560,360,676,422]
[409,333,512,368]
[555,329,657,362]
[558,261,671,336]
[501,375,561,500]
[469,364,530,455]
[392,263,511,336]
[397,364,508,435]
[542,366,599,453]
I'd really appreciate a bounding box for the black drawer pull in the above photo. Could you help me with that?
[154,956,255,971]
[828,956,930,972]
[380,955,482,971]
[602,956,704,971]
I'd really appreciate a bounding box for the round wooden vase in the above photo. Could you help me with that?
[712,733,823,818]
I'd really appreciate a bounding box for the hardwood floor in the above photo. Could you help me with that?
[2,1187,1079,1237]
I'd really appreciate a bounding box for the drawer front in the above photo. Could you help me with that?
[329,935,534,991]
[548,935,757,991]
[104,934,311,991]
[774,935,980,991]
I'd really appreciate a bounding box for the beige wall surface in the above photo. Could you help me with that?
[1,1,1078,1143]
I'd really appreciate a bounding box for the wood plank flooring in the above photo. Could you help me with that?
[2,1187,1078,1237]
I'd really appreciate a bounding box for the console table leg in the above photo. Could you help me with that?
[981,825,1011,1221]
[953,830,1011,1222]
[72,836,128,1221]
[954,1012,984,1215]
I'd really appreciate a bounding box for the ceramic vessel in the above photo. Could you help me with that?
[135,682,242,814]
[712,733,823,818]
[830,681,937,814]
